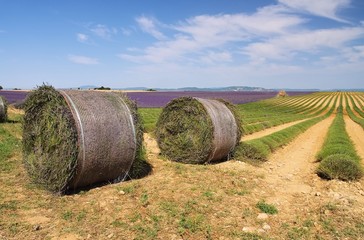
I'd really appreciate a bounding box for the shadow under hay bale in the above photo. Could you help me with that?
[156,97,242,164]
[23,85,144,194]
[0,96,8,123]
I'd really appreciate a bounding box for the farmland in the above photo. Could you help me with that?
[1,91,364,239]
[0,90,312,107]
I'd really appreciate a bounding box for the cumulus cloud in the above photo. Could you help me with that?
[342,45,364,62]
[199,51,233,64]
[136,16,166,40]
[68,54,99,65]
[119,0,364,81]
[90,24,117,39]
[244,27,364,61]
[278,0,351,22]
[76,33,89,43]
[121,8,306,63]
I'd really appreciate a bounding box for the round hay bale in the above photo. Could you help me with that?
[156,97,242,164]
[277,90,288,98]
[0,96,8,122]
[23,85,143,193]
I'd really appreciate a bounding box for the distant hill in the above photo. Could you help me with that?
[115,86,272,92]
[271,88,320,92]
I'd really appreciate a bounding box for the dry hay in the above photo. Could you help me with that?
[277,90,288,97]
[156,97,242,164]
[0,96,8,122]
[22,85,144,193]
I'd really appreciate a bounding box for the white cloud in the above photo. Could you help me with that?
[136,16,166,40]
[199,51,232,64]
[244,27,364,61]
[68,55,99,65]
[118,2,364,90]
[76,33,89,43]
[121,9,305,63]
[278,0,351,22]
[90,24,117,39]
[342,45,364,62]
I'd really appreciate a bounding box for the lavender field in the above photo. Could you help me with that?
[0,90,313,108]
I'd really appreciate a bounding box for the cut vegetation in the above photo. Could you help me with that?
[22,85,144,193]
[156,97,242,164]
[0,95,8,122]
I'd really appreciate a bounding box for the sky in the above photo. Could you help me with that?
[0,0,364,90]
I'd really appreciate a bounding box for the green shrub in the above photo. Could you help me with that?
[316,105,362,181]
[317,154,363,181]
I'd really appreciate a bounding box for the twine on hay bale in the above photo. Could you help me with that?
[22,85,143,193]
[0,96,8,123]
[156,97,242,164]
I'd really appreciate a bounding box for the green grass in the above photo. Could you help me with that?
[139,108,162,133]
[0,112,22,172]
[316,105,363,181]
[256,200,278,214]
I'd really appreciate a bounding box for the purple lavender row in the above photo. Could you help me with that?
[126,91,313,108]
[0,90,313,108]
[0,91,28,104]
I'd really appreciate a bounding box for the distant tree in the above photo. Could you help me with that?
[94,86,111,90]
[0,86,3,90]
[146,88,157,91]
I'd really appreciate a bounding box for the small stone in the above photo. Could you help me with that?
[257,213,269,220]
[242,227,256,233]
[119,190,125,195]
[107,233,114,238]
[262,223,271,231]
[257,229,265,233]
[333,193,341,199]
[33,225,41,231]
[315,192,321,196]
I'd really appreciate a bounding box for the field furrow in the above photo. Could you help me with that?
[344,115,364,160]
[2,91,364,240]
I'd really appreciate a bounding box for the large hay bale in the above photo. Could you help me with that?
[277,90,288,98]
[156,97,242,164]
[0,96,8,122]
[23,85,143,193]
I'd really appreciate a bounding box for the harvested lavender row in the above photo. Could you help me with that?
[22,86,144,193]
[156,97,242,164]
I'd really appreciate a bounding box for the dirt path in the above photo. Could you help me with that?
[344,115,364,159]
[258,116,335,213]
[252,113,364,225]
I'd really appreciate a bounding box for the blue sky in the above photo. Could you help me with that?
[1,0,364,90]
